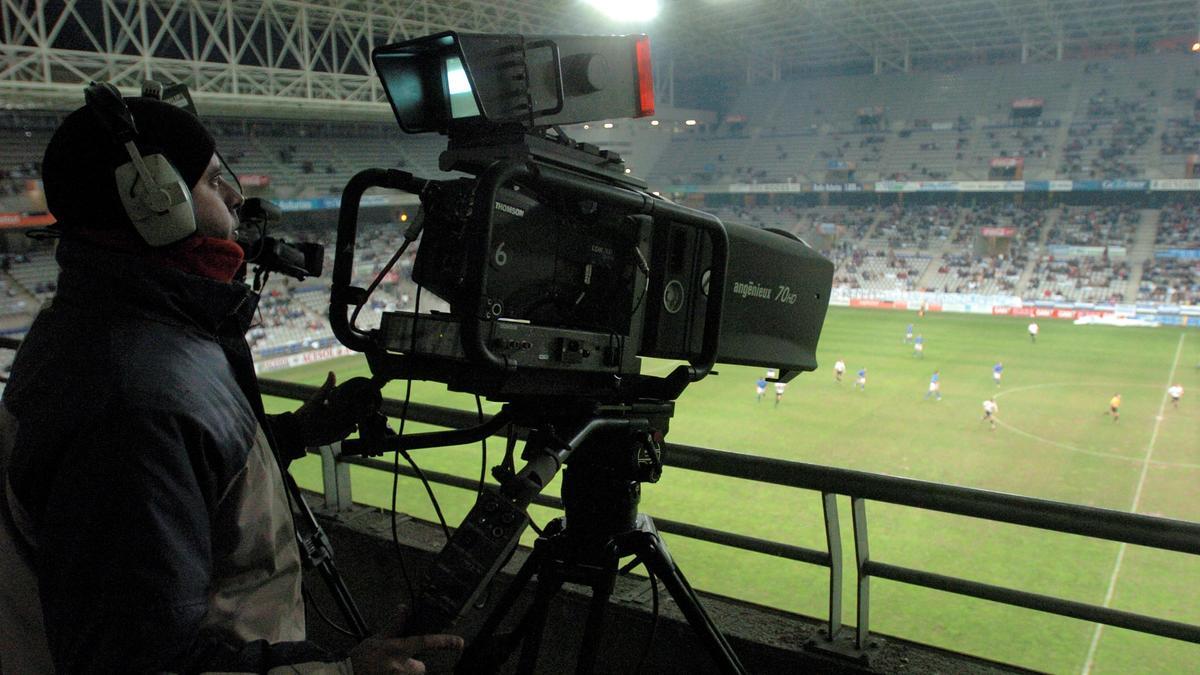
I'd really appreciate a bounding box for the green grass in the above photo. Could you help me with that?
[264,307,1200,673]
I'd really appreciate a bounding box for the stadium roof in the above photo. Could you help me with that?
[0,1,1196,116]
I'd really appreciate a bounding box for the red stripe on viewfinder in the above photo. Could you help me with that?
[635,36,655,117]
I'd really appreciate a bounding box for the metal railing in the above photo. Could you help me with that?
[2,341,1193,654]
[256,378,1200,655]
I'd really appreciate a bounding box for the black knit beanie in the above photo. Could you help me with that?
[41,97,216,232]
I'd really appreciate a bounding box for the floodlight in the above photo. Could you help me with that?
[584,0,660,22]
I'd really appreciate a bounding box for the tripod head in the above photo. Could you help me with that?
[405,397,674,635]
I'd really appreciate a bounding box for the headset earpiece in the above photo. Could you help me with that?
[84,81,197,247]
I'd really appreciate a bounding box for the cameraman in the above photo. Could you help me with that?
[0,93,461,672]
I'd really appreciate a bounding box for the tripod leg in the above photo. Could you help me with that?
[284,473,370,639]
[575,569,617,674]
[458,543,544,672]
[625,533,747,675]
[513,569,565,673]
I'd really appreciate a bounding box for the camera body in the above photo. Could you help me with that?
[332,32,833,403]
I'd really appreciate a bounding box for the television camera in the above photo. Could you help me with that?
[327,32,834,673]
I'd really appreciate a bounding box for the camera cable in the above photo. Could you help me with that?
[386,285,460,607]
[301,585,357,639]
[636,568,661,674]
[475,394,487,496]
[617,558,662,675]
[388,282,423,605]
[630,244,651,316]
[349,237,409,334]
[349,210,424,334]
[389,374,418,606]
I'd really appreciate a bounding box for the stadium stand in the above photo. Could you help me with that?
[1,56,1194,209]
[1139,202,1200,306]
[1046,206,1141,246]
[646,54,1195,186]
[918,204,1044,295]
[1155,202,1200,247]
[1028,254,1132,303]
[0,56,1197,347]
[205,120,447,199]
[1138,257,1197,305]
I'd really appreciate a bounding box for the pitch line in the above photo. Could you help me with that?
[993,382,1200,469]
[1081,332,1186,675]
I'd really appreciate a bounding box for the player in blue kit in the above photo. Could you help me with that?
[925,370,942,400]
[993,361,1003,386]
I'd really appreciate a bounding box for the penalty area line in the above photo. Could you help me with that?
[1081,332,1185,674]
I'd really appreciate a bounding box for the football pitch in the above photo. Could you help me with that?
[265,307,1200,674]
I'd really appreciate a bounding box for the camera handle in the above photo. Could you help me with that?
[330,169,430,353]
[339,406,513,457]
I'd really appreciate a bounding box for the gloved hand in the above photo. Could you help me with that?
[270,372,381,462]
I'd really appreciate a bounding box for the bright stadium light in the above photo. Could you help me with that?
[603,122,614,128]
[1192,41,1200,52]
[650,119,660,126]
[584,0,660,22]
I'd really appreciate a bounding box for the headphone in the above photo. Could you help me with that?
[84,81,197,247]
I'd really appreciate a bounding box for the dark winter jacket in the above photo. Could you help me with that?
[0,238,350,673]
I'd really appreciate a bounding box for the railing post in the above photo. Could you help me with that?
[821,492,843,639]
[852,497,871,651]
[319,442,354,512]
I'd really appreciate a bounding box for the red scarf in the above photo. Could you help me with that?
[73,228,245,284]
[150,235,245,283]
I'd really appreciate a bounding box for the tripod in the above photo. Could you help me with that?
[457,438,747,674]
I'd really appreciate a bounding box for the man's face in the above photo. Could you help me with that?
[192,153,242,240]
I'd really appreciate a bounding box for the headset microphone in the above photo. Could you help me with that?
[237,197,324,281]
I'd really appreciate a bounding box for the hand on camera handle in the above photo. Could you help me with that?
[292,373,384,448]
